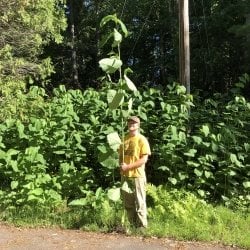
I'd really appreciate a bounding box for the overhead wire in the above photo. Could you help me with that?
[129,0,156,58]
[192,0,211,83]
[201,0,211,57]
[120,0,127,19]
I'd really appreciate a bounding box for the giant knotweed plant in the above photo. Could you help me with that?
[98,15,138,205]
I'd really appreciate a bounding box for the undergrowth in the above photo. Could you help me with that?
[0,185,249,249]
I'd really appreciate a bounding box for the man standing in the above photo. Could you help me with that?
[119,116,151,228]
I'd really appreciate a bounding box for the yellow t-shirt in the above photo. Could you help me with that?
[119,133,151,178]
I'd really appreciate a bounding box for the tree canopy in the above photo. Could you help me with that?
[42,0,249,94]
[0,0,250,94]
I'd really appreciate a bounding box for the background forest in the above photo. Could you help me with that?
[0,0,250,243]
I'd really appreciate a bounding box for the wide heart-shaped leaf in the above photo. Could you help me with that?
[99,149,118,169]
[99,58,122,74]
[107,132,121,151]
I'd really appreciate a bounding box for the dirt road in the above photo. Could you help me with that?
[0,223,242,250]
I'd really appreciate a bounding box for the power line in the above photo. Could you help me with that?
[201,0,211,57]
[192,0,211,83]
[120,0,127,19]
[129,0,156,58]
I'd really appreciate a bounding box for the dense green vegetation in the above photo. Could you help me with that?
[1,187,249,248]
[0,0,250,248]
[0,81,250,208]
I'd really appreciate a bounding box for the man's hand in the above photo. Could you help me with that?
[120,162,130,171]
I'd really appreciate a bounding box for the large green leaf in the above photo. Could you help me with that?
[243,181,250,188]
[107,89,117,104]
[98,149,118,169]
[184,149,197,157]
[0,150,6,159]
[99,33,113,48]
[121,180,133,193]
[108,91,124,109]
[112,28,122,47]
[192,136,203,144]
[197,189,205,197]
[230,153,242,167]
[29,188,43,196]
[124,75,137,91]
[168,177,177,185]
[100,14,118,27]
[187,161,200,168]
[99,58,122,74]
[204,171,212,178]
[117,19,128,37]
[107,187,120,201]
[68,198,88,206]
[100,156,117,169]
[194,169,203,177]
[53,150,65,155]
[201,125,210,137]
[11,181,18,190]
[25,147,40,162]
[128,98,133,113]
[7,149,19,156]
[107,132,121,151]
[100,14,128,37]
[16,120,28,139]
[10,160,18,172]
[74,133,82,143]
[170,126,178,140]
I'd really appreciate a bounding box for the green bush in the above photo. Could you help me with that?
[0,78,250,208]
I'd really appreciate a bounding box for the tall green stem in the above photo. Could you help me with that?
[118,43,124,161]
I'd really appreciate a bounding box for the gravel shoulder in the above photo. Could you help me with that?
[0,223,243,250]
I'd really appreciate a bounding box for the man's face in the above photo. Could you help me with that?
[128,121,139,132]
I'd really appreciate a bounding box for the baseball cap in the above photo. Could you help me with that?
[128,116,140,123]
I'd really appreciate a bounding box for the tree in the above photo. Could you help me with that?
[189,0,249,93]
[44,0,249,94]
[0,0,67,119]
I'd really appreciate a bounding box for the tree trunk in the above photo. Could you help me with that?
[69,0,80,88]
[179,0,190,94]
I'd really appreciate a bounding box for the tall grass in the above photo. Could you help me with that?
[0,185,249,249]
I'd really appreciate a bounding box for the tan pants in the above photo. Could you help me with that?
[121,176,147,227]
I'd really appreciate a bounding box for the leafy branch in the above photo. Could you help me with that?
[98,14,139,207]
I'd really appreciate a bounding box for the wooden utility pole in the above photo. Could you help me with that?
[179,0,190,94]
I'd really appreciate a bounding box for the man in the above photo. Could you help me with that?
[119,116,151,228]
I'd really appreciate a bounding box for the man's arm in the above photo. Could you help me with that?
[120,154,149,172]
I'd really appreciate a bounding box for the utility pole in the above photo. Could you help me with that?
[179,0,190,94]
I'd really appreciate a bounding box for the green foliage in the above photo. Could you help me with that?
[147,184,220,225]
[0,86,102,207]
[0,0,66,82]
[1,77,250,208]
[0,0,67,122]
[97,14,138,187]
[1,185,249,249]
[44,0,249,93]
[135,75,250,206]
[68,187,122,228]
[0,85,46,121]
[145,185,250,248]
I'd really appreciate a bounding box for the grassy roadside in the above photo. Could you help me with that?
[0,188,249,249]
